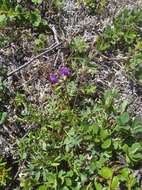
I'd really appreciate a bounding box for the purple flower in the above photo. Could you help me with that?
[59,67,70,77]
[49,74,58,84]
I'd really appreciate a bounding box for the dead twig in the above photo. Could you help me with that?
[49,24,60,44]
[100,53,132,61]
[54,49,61,66]
[49,24,61,66]
[7,42,62,78]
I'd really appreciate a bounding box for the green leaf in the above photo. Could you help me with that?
[111,176,119,188]
[119,168,130,181]
[0,112,7,125]
[65,178,72,187]
[131,118,142,134]
[127,174,137,188]
[117,112,130,125]
[0,14,7,27]
[67,81,77,97]
[124,31,137,44]
[125,143,142,163]
[31,10,41,27]
[35,171,40,181]
[120,100,128,113]
[101,139,111,149]
[100,167,113,179]
[100,129,109,139]
[91,125,99,135]
[82,85,96,95]
[94,182,103,190]
[32,0,42,4]
[80,174,87,183]
[51,163,60,167]
[70,37,89,54]
[130,143,141,154]
[38,185,47,190]
[46,173,56,184]
[61,187,69,190]
[132,153,142,161]
[103,89,117,110]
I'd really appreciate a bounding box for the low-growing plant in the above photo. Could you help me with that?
[96,8,142,83]
[12,54,142,189]
[0,76,10,125]
[128,50,142,83]
[0,0,64,49]
[0,157,11,187]
[96,9,142,53]
[70,36,89,55]
[15,89,142,189]
[0,0,64,29]
[79,0,108,15]
[0,5,142,189]
[34,33,47,50]
[69,36,96,74]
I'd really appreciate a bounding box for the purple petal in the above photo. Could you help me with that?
[49,74,58,84]
[59,67,70,77]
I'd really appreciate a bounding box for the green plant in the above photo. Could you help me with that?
[35,33,47,50]
[70,36,89,54]
[96,8,142,83]
[128,51,142,82]
[1,5,142,189]
[0,0,64,48]
[82,0,96,12]
[4,33,138,189]
[96,9,142,52]
[0,0,64,28]
[80,0,108,15]
[69,36,96,73]
[14,75,142,189]
[0,157,11,187]
[0,78,10,125]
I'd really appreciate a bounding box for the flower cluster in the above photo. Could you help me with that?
[49,74,58,84]
[49,66,70,84]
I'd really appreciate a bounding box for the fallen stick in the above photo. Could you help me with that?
[7,42,62,78]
